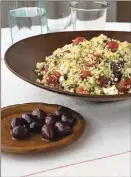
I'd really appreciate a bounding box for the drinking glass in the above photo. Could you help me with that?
[70,1,108,31]
[46,1,72,32]
[7,1,48,44]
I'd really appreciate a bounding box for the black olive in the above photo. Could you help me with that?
[32,109,47,120]
[45,114,58,125]
[64,74,68,80]
[55,106,71,117]
[61,113,76,127]
[30,120,44,133]
[113,71,122,82]
[12,126,30,140]
[55,121,72,137]
[11,117,29,129]
[110,61,124,82]
[22,113,38,124]
[41,124,56,141]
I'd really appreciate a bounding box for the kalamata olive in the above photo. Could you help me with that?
[113,70,122,82]
[110,61,123,82]
[45,115,57,125]
[11,117,29,129]
[55,106,71,117]
[32,109,47,120]
[47,113,61,120]
[55,121,72,137]
[22,113,38,124]
[30,120,44,133]
[61,113,76,127]
[41,124,56,141]
[12,126,30,140]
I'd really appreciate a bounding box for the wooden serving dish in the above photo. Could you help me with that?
[1,103,85,154]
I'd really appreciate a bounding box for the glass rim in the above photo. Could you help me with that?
[69,1,109,11]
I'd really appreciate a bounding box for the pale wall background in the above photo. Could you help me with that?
[1,1,117,28]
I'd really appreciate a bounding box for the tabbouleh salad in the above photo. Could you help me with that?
[35,34,131,95]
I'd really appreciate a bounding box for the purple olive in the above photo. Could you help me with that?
[45,114,61,125]
[110,61,123,82]
[22,113,38,124]
[61,113,76,127]
[55,121,72,137]
[41,124,56,141]
[55,106,71,117]
[12,126,30,139]
[30,120,44,133]
[11,117,29,129]
[32,109,47,120]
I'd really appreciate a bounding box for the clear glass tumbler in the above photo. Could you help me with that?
[46,1,72,32]
[70,1,108,31]
[7,1,48,44]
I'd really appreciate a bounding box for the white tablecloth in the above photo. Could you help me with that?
[1,23,131,177]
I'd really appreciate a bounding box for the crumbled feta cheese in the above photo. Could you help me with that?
[103,85,118,95]
[59,76,64,83]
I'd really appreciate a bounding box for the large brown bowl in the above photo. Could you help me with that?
[4,31,131,102]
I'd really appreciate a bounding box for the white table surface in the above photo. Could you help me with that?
[1,23,131,177]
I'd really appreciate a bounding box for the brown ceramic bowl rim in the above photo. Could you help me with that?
[4,31,131,100]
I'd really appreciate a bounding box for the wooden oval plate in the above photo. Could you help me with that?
[1,103,85,154]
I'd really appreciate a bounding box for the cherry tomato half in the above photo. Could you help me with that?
[82,70,92,79]
[54,71,61,80]
[98,76,105,87]
[126,78,131,86]
[76,87,88,94]
[46,75,57,85]
[84,53,99,67]
[107,40,119,52]
[117,80,130,93]
[72,37,85,45]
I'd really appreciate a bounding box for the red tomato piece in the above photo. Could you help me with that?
[84,53,99,67]
[107,40,119,52]
[98,76,105,86]
[76,87,88,94]
[82,70,92,79]
[72,37,85,45]
[46,75,57,85]
[126,78,131,86]
[117,80,129,93]
[54,71,61,80]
